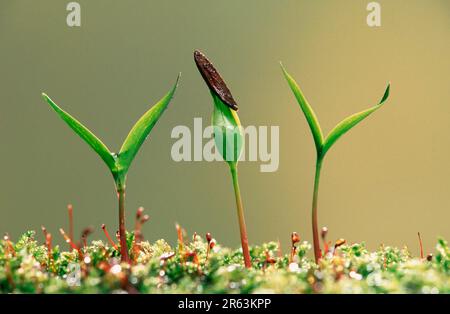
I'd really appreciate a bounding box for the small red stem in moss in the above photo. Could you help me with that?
[262,251,276,272]
[176,223,184,250]
[205,232,213,262]
[205,232,216,262]
[321,227,329,255]
[185,250,202,274]
[206,238,216,263]
[45,232,53,262]
[140,215,150,232]
[290,232,300,262]
[277,239,282,259]
[418,232,424,259]
[132,208,144,262]
[41,225,48,237]
[334,238,346,256]
[176,224,186,264]
[3,234,16,257]
[134,208,144,243]
[67,204,74,250]
[132,208,150,262]
[134,207,144,241]
[80,227,94,249]
[136,206,144,220]
[101,224,119,251]
[3,236,15,289]
[265,251,276,265]
[60,228,83,259]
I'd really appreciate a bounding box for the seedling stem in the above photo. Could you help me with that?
[230,163,251,268]
[117,183,129,262]
[312,158,323,262]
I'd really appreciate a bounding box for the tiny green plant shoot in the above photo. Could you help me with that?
[194,50,251,268]
[42,74,180,262]
[281,64,390,263]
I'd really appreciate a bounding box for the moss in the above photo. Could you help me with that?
[0,232,449,294]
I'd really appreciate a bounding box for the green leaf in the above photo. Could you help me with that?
[281,64,324,151]
[117,74,180,174]
[42,93,116,171]
[322,83,390,156]
[211,93,243,164]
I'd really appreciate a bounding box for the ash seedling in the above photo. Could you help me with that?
[194,50,252,268]
[281,64,390,262]
[42,75,180,262]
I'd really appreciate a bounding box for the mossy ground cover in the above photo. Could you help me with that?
[1,231,449,294]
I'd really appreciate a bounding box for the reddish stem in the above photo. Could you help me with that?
[418,232,424,259]
[311,159,323,264]
[176,223,184,250]
[290,232,300,262]
[60,228,83,259]
[321,227,329,255]
[134,207,144,241]
[102,224,119,250]
[205,232,212,262]
[117,187,130,263]
[333,239,346,256]
[277,239,283,259]
[41,226,48,239]
[45,233,53,262]
[80,227,93,249]
[67,204,74,250]
[3,234,16,257]
[230,164,252,268]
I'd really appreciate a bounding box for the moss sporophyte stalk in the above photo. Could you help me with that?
[42,74,180,262]
[281,64,390,263]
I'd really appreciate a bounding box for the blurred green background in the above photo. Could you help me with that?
[0,0,449,255]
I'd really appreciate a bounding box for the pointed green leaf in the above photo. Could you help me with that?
[281,64,324,151]
[42,93,116,171]
[211,93,243,164]
[118,74,180,173]
[322,83,390,156]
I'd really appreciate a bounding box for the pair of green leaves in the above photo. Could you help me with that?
[42,74,180,185]
[281,65,390,159]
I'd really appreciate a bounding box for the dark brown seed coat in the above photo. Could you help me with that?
[194,50,238,111]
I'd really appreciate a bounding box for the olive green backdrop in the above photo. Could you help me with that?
[0,0,449,255]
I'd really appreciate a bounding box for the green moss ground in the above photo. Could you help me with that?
[0,231,449,294]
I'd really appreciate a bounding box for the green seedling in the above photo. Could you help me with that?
[194,50,251,268]
[42,75,180,262]
[281,65,390,263]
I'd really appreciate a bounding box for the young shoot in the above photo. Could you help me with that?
[281,64,390,263]
[194,50,251,268]
[42,75,180,262]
